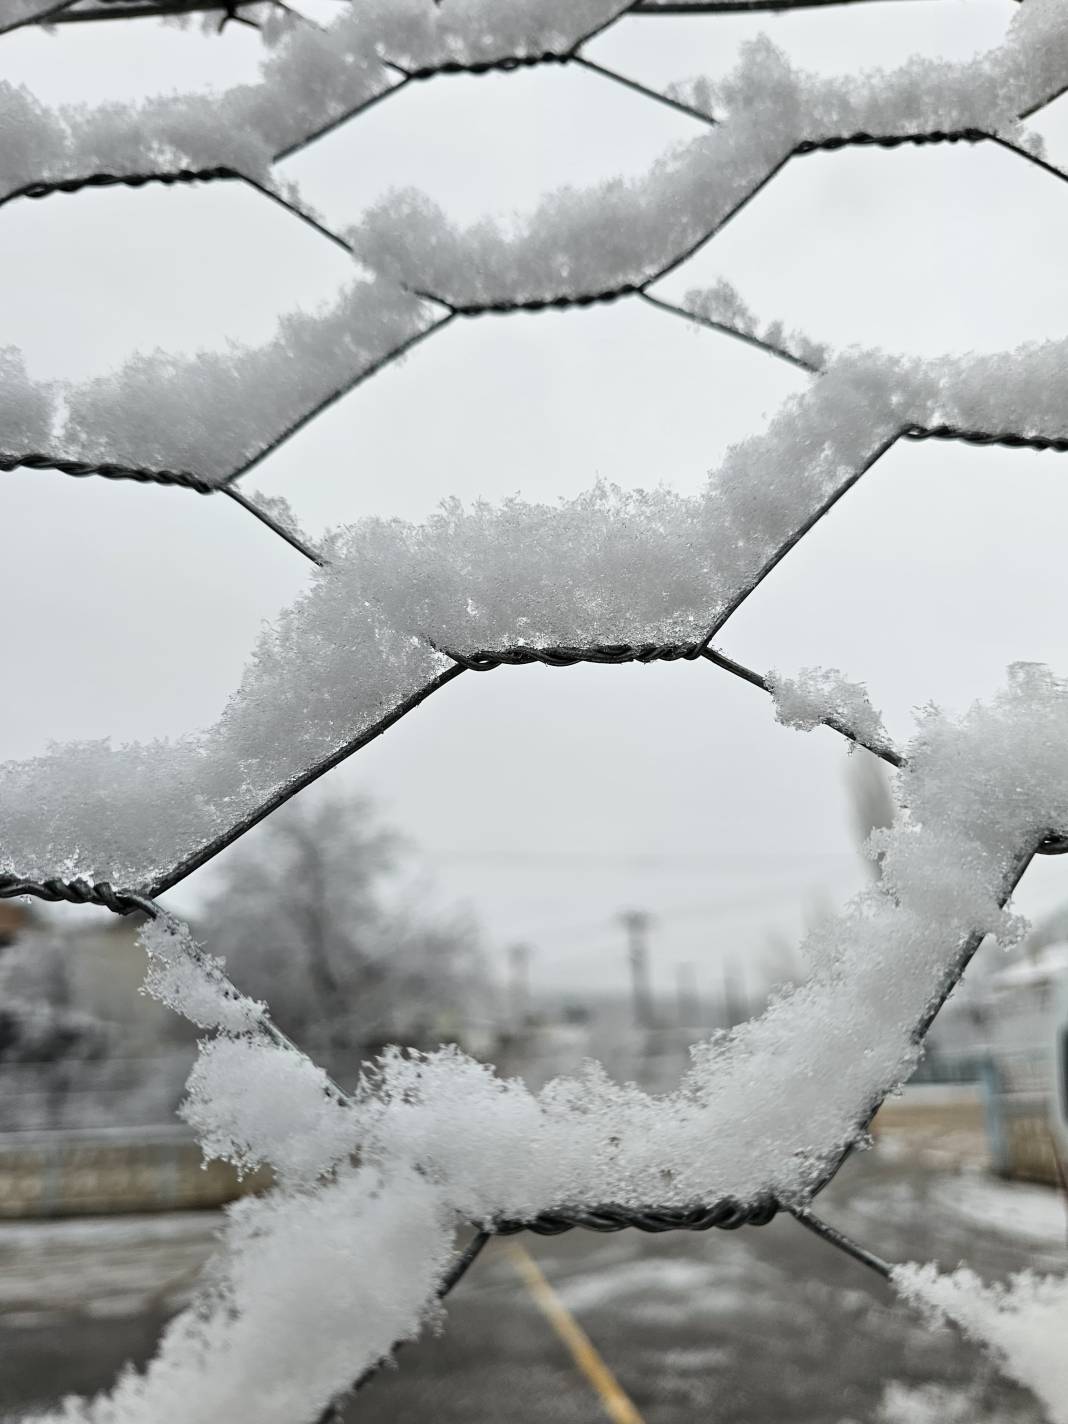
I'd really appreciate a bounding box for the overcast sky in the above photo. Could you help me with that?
[3,0,1068,1011]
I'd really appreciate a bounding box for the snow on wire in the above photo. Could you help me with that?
[3,0,1068,493]
[1,2,1068,1422]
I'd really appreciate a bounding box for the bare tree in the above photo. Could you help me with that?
[200,794,487,1067]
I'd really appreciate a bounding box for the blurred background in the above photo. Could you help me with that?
[1,1,1067,1420]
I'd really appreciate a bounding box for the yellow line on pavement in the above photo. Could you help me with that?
[507,1243,646,1424]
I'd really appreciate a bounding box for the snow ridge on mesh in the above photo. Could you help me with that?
[5,342,1068,886]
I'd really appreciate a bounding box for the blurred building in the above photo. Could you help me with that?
[878,915,1068,1186]
[0,900,33,947]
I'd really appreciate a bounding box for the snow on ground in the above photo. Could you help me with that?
[932,1176,1068,1249]
[0,1212,220,1325]
[0,1159,1057,1424]
[549,1247,783,1322]
[846,1165,1067,1275]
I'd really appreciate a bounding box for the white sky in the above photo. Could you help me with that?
[3,0,1068,1010]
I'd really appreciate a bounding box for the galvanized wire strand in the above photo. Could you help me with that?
[223,484,328,566]
[813,841,1039,1195]
[0,166,356,260]
[644,127,993,291]
[497,1195,780,1235]
[1,314,455,520]
[988,132,1068,189]
[437,635,908,771]
[911,844,1037,1053]
[699,647,906,766]
[383,51,572,83]
[795,127,989,154]
[699,421,1068,657]
[1020,81,1068,125]
[273,76,412,165]
[144,661,468,898]
[44,0,293,19]
[405,282,642,316]
[788,1205,894,1280]
[638,290,823,373]
[0,166,242,212]
[0,450,215,491]
[241,176,356,255]
[571,53,720,127]
[438,640,708,669]
[695,431,901,654]
[0,873,148,916]
[222,312,456,486]
[1,0,81,31]
[432,635,908,762]
[37,0,243,19]
[635,121,1056,294]
[905,424,1068,455]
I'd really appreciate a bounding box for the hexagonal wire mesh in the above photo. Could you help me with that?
[2,0,1068,1416]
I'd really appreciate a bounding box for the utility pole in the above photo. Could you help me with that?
[722,956,746,1031]
[620,910,654,1030]
[507,942,532,1030]
[676,961,699,1028]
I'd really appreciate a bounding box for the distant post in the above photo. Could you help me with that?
[722,958,747,1031]
[676,961,699,1028]
[507,942,532,1030]
[620,910,654,1030]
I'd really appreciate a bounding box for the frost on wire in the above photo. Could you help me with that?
[4,2,1068,1422]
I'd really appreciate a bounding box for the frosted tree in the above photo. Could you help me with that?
[0,1,1067,1422]
[200,794,485,1063]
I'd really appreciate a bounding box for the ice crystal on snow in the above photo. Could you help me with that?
[769,667,888,747]
[894,1264,1068,1424]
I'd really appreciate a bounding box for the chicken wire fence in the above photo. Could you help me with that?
[1,1,1068,1421]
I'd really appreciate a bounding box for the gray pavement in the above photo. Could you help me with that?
[1,1153,1065,1424]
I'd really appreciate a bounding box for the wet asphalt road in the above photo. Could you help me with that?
[1,1152,1065,1424]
